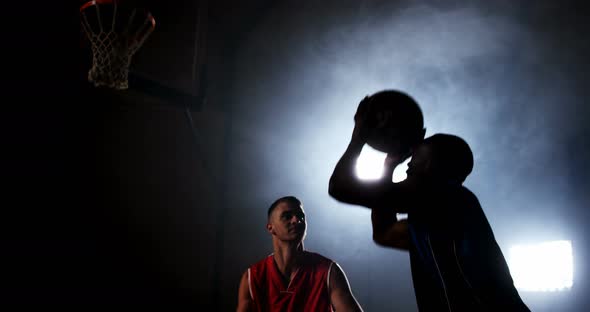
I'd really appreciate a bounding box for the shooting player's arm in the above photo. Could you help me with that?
[371,208,410,250]
[329,139,412,212]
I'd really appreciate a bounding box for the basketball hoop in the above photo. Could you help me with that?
[80,0,155,90]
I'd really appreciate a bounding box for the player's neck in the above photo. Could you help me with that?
[273,241,304,277]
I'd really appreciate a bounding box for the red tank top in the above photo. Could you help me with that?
[248,251,334,312]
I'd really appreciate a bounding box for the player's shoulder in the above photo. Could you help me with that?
[303,251,334,266]
[457,185,481,206]
[457,186,494,232]
[249,253,274,271]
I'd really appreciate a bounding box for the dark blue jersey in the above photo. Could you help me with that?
[407,185,530,312]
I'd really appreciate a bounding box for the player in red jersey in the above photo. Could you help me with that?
[237,196,363,312]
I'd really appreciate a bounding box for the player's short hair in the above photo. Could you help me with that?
[423,134,474,183]
[267,196,302,220]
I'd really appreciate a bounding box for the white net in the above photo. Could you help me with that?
[80,1,155,90]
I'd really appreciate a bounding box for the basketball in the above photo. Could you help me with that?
[360,90,425,154]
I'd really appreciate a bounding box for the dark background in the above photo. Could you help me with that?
[8,0,589,310]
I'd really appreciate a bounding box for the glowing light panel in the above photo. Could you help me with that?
[355,146,386,180]
[508,240,573,292]
[355,145,410,182]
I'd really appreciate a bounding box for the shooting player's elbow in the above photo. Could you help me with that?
[372,232,389,246]
[372,231,409,250]
[328,178,344,200]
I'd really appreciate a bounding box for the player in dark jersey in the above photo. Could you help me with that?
[329,93,530,311]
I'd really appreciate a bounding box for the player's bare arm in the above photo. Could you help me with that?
[236,270,253,312]
[329,263,364,312]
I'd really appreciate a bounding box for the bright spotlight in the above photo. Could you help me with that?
[355,145,386,180]
[355,145,410,182]
[392,157,411,183]
[508,240,573,292]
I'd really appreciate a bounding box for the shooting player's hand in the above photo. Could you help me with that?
[352,96,373,142]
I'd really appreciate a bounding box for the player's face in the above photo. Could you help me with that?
[268,202,307,242]
[406,143,433,180]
